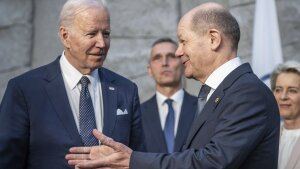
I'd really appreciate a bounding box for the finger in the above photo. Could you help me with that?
[69,146,92,153]
[69,159,89,166]
[65,153,90,160]
[76,158,109,168]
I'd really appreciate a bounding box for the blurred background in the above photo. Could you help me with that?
[0,0,299,102]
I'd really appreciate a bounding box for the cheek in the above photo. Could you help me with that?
[292,96,300,109]
[105,39,110,47]
[150,66,160,77]
[274,94,280,102]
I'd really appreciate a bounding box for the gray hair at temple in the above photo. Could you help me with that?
[270,60,300,91]
[58,0,108,28]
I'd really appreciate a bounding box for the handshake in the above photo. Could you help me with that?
[65,129,132,169]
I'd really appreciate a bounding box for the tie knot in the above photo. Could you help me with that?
[165,99,173,107]
[80,76,90,88]
[198,85,211,99]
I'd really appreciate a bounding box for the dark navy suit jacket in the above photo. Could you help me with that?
[0,57,144,169]
[141,91,197,153]
[130,63,280,169]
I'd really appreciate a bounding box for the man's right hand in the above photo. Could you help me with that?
[66,129,132,169]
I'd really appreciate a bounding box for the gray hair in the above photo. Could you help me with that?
[58,0,108,28]
[270,60,300,91]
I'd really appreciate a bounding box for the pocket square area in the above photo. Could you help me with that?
[116,108,128,115]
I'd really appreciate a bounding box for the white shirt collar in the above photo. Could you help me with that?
[205,57,242,90]
[156,89,184,106]
[59,51,99,90]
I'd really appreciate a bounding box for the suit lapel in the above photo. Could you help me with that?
[44,57,83,145]
[285,137,300,169]
[184,63,253,148]
[145,96,168,152]
[99,69,118,137]
[184,90,223,148]
[174,92,197,152]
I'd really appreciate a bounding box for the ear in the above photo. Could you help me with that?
[209,29,221,51]
[59,26,71,49]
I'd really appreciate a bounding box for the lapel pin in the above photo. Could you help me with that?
[215,97,220,103]
[109,86,115,90]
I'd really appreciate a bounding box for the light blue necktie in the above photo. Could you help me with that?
[79,76,98,146]
[164,99,175,153]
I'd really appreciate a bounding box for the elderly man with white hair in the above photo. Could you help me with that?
[0,0,144,168]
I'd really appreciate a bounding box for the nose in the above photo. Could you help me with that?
[162,56,168,66]
[96,34,105,48]
[175,45,183,58]
[280,90,289,100]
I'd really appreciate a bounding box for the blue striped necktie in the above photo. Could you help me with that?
[164,99,175,153]
[79,76,98,146]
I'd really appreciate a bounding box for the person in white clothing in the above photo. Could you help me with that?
[271,60,300,169]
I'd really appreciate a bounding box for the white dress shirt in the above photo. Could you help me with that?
[59,52,104,132]
[205,57,242,100]
[156,89,184,137]
[278,126,300,169]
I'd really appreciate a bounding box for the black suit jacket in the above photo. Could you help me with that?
[141,91,197,153]
[130,63,280,169]
[0,57,144,169]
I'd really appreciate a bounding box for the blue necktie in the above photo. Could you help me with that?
[197,84,211,116]
[164,99,175,153]
[79,76,98,146]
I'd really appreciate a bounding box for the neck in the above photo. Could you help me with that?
[284,118,300,129]
[156,84,182,98]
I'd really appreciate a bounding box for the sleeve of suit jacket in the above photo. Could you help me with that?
[0,79,29,168]
[129,74,279,169]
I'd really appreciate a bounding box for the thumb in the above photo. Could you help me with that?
[92,129,106,142]
[92,129,118,149]
[92,129,132,154]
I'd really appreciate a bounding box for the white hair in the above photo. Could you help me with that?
[58,0,108,28]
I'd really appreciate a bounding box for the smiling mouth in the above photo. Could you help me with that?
[182,60,189,65]
[90,53,105,57]
[280,104,291,108]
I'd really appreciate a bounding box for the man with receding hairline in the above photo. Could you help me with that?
[66,2,280,169]
[141,38,197,153]
[0,0,144,168]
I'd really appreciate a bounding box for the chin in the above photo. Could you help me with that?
[183,71,193,79]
